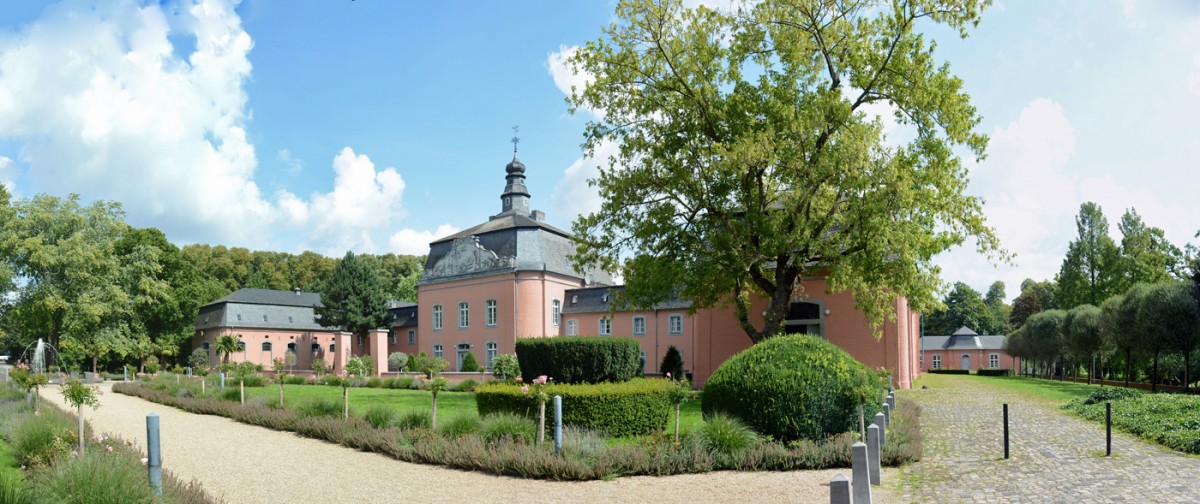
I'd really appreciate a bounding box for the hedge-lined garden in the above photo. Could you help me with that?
[1062,387,1200,454]
[107,333,921,480]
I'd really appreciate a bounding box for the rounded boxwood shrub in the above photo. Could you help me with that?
[475,378,672,437]
[702,334,882,442]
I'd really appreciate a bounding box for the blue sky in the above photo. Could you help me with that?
[0,0,1197,301]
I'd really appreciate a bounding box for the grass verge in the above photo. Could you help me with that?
[1062,388,1200,454]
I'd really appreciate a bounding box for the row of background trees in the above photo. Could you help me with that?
[0,187,424,373]
[972,202,1200,389]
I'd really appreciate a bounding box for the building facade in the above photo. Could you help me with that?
[194,151,926,388]
[921,326,1020,372]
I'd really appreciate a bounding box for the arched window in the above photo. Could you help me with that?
[311,343,321,355]
[552,299,561,327]
[485,299,497,327]
[262,342,272,352]
[485,341,498,369]
[456,343,472,371]
[433,344,444,358]
[287,342,297,352]
[432,305,443,330]
[458,302,470,328]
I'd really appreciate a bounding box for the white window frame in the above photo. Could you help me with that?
[485,299,498,327]
[632,316,646,336]
[599,317,612,336]
[989,353,1000,369]
[388,331,396,344]
[552,299,561,327]
[931,354,942,370]
[407,329,416,345]
[432,305,443,330]
[668,314,683,335]
[566,319,578,336]
[433,344,444,358]
[458,302,469,328]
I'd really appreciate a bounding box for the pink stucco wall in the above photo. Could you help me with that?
[923,348,1021,372]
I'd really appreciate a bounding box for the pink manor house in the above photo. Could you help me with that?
[192,152,926,389]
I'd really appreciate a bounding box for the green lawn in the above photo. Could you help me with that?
[238,382,706,431]
[910,373,1097,404]
[0,436,21,479]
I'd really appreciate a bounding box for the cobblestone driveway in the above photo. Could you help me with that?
[887,375,1200,503]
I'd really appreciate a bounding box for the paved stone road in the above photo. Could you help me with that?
[889,375,1200,503]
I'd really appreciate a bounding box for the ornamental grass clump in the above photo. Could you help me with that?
[296,398,342,419]
[363,405,396,429]
[439,414,481,440]
[395,409,433,430]
[478,412,537,445]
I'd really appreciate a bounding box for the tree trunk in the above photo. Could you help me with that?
[1185,352,1191,393]
[1125,349,1132,387]
[674,403,681,442]
[1152,351,1160,393]
[91,355,98,374]
[278,382,284,407]
[78,404,85,454]
[538,400,546,445]
[431,392,438,432]
[343,387,349,419]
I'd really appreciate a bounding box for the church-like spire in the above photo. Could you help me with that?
[499,125,530,217]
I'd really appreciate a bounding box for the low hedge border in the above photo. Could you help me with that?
[112,382,923,480]
[475,378,671,437]
[927,369,970,375]
[976,369,1012,377]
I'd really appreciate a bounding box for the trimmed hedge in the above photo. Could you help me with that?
[976,369,1012,377]
[475,378,671,437]
[927,369,970,375]
[702,334,882,442]
[515,337,640,384]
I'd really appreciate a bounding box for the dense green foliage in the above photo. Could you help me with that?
[659,346,683,378]
[1064,391,1200,454]
[702,335,882,442]
[1080,387,1140,405]
[490,354,520,382]
[923,281,1009,336]
[515,337,640,384]
[475,379,672,437]
[565,0,1003,342]
[459,352,481,373]
[315,252,391,339]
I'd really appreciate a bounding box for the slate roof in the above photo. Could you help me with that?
[561,285,692,314]
[389,303,418,328]
[922,326,1008,351]
[195,288,332,332]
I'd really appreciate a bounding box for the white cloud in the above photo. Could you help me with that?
[551,139,621,222]
[935,99,1079,301]
[0,0,416,255]
[276,149,303,175]
[547,45,601,117]
[388,224,460,255]
[1188,53,1200,96]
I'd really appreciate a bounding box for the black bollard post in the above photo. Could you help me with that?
[1106,401,1112,456]
[1003,403,1009,459]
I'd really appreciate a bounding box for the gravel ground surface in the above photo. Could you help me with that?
[890,375,1200,503]
[42,382,902,504]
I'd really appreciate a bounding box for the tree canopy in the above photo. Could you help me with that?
[1056,202,1121,309]
[566,0,1002,343]
[315,252,392,338]
[922,281,1007,335]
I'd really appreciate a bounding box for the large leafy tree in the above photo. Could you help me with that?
[315,252,391,340]
[1115,208,1183,290]
[1056,202,1121,309]
[1137,282,1199,392]
[1009,278,1057,329]
[1,193,130,370]
[923,282,1005,335]
[566,0,1002,342]
[1064,304,1103,384]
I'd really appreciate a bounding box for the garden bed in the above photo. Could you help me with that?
[113,378,923,480]
[1062,388,1200,454]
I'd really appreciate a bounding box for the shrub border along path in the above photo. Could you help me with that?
[891,374,1200,503]
[43,382,911,504]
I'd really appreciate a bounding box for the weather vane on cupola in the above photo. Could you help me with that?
[511,124,520,154]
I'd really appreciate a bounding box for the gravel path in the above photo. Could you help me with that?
[41,382,901,504]
[891,375,1200,503]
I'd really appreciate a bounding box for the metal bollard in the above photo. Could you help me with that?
[1003,403,1009,459]
[220,372,225,391]
[553,395,563,454]
[1106,402,1112,456]
[146,413,162,496]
